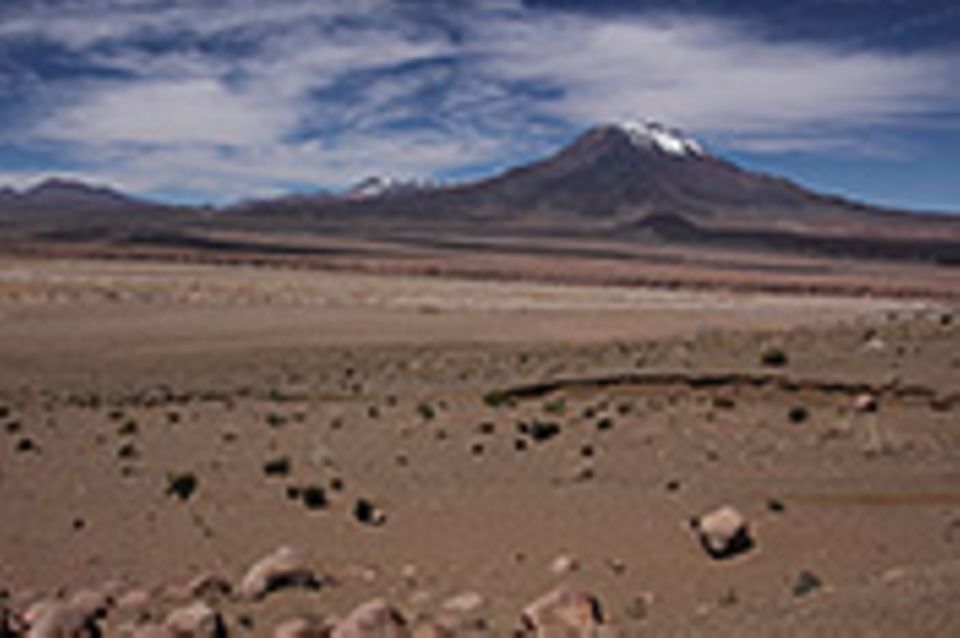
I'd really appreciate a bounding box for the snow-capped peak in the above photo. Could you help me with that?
[618,120,705,157]
[345,176,434,200]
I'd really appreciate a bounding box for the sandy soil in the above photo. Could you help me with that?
[1,258,958,636]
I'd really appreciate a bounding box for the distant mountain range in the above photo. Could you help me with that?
[1,122,959,265]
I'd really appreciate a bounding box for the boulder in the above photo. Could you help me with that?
[550,555,579,576]
[331,599,409,638]
[441,592,485,615]
[25,601,101,638]
[131,625,175,638]
[692,505,754,560]
[68,588,112,619]
[117,590,152,612]
[853,393,879,414]
[185,573,232,601]
[239,546,319,600]
[164,602,226,638]
[519,588,604,637]
[273,616,334,638]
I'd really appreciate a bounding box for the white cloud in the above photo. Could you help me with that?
[1,0,958,202]
[472,13,957,135]
[35,78,297,147]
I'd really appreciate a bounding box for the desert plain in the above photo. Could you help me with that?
[0,256,959,636]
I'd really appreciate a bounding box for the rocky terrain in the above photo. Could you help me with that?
[0,259,958,636]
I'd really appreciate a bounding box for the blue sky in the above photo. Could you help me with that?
[0,0,958,211]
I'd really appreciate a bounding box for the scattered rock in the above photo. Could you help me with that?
[623,593,653,622]
[117,589,152,612]
[301,486,329,511]
[68,588,112,619]
[273,615,334,638]
[24,600,100,638]
[185,573,232,601]
[853,393,878,414]
[130,624,175,638]
[766,499,786,514]
[519,587,604,637]
[331,599,409,638]
[760,347,788,367]
[550,555,579,576]
[353,499,387,527]
[442,592,485,614]
[165,602,226,637]
[691,506,755,560]
[605,558,626,576]
[792,570,823,598]
[263,457,292,477]
[2,608,24,637]
[239,546,320,600]
[166,473,198,501]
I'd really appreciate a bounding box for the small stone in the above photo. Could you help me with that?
[623,593,653,622]
[353,499,386,527]
[550,555,579,576]
[400,564,418,584]
[166,473,198,501]
[854,393,878,414]
[441,592,485,614]
[691,505,754,560]
[792,570,823,598]
[605,559,626,576]
[331,599,409,638]
[164,602,226,637]
[519,587,604,637]
[239,546,319,600]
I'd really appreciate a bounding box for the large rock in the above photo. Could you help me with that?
[853,393,879,414]
[519,588,604,637]
[130,625,175,638]
[239,546,319,600]
[185,573,232,601]
[164,602,226,638]
[24,600,101,638]
[1,608,25,637]
[331,600,409,638]
[692,505,754,560]
[441,592,485,615]
[68,589,112,620]
[273,616,335,638]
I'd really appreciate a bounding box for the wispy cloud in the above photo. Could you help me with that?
[0,0,957,202]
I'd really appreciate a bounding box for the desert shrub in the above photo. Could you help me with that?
[117,420,138,436]
[482,391,513,409]
[263,457,291,477]
[788,406,810,424]
[265,413,288,428]
[524,420,561,442]
[761,347,789,367]
[543,398,566,415]
[301,485,327,510]
[166,472,198,500]
[117,443,138,459]
[417,403,436,421]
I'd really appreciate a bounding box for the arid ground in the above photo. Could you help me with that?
[1,257,959,636]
